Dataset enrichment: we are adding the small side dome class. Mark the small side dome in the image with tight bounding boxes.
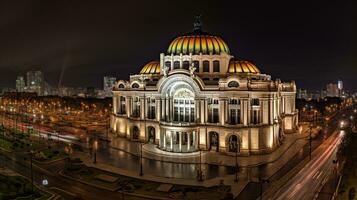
[139,61,160,74]
[228,60,261,74]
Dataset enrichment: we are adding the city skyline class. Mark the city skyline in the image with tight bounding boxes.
[0,1,356,91]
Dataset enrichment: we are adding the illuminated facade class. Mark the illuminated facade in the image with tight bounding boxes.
[111,19,298,155]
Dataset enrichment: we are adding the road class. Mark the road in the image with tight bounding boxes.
[270,129,342,200]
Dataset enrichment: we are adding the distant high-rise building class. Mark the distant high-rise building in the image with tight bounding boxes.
[337,80,343,97]
[15,76,25,92]
[26,70,44,95]
[103,76,116,97]
[326,83,339,97]
[297,88,308,99]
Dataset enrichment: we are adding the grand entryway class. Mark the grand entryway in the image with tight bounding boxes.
[159,129,198,152]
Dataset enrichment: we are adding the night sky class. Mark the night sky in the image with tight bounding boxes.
[0,1,356,91]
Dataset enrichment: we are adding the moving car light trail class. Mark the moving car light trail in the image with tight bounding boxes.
[271,130,343,200]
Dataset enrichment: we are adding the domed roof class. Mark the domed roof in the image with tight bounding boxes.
[167,15,230,55]
[228,60,260,74]
[139,61,160,74]
[167,34,230,55]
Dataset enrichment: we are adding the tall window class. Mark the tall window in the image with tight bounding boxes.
[174,61,180,69]
[251,110,261,124]
[119,96,126,114]
[132,97,140,118]
[173,89,195,123]
[203,60,209,72]
[193,60,199,72]
[252,98,260,106]
[208,98,219,123]
[213,60,220,72]
[165,61,171,68]
[183,61,190,70]
[229,99,241,124]
[147,98,156,119]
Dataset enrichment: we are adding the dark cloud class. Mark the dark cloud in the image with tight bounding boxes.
[0,0,356,91]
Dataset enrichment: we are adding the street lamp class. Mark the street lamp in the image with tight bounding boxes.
[197,146,203,182]
[93,140,98,164]
[309,124,312,160]
[139,141,143,176]
[234,140,240,183]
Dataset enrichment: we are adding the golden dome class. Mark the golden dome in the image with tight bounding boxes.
[139,61,161,74]
[167,34,230,55]
[228,60,260,74]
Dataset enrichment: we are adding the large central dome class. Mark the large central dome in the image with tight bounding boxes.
[167,16,230,55]
[167,34,230,55]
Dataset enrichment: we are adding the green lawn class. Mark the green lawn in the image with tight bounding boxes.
[0,174,48,200]
[0,138,12,151]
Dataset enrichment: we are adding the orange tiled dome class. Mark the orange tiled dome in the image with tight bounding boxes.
[139,61,161,74]
[167,34,230,55]
[228,60,260,74]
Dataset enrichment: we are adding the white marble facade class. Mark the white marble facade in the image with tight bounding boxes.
[111,24,298,155]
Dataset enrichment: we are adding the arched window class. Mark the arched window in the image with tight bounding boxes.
[173,61,180,69]
[118,84,125,89]
[203,60,209,72]
[213,60,220,72]
[193,60,199,72]
[132,83,139,88]
[165,61,171,68]
[228,81,239,88]
[183,61,190,70]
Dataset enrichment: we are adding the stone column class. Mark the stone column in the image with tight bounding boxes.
[187,132,191,151]
[156,98,161,121]
[204,99,208,123]
[219,98,225,125]
[113,96,117,114]
[126,96,131,118]
[195,99,200,123]
[170,97,174,121]
[165,97,169,121]
[161,98,165,121]
[179,131,182,152]
[225,100,229,124]
[163,130,166,149]
[170,131,173,151]
[200,99,205,123]
[140,97,145,120]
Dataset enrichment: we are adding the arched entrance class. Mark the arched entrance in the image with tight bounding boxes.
[209,131,219,152]
[147,126,155,143]
[132,126,140,141]
[228,135,240,153]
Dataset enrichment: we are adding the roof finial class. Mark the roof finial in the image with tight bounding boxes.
[193,14,202,32]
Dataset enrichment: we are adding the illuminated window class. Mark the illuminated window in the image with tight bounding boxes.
[132,83,139,88]
[183,61,190,70]
[193,60,199,72]
[203,60,209,72]
[228,81,239,88]
[165,61,171,68]
[213,60,220,72]
[174,61,180,69]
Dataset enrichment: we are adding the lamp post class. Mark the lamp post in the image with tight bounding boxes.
[139,141,143,176]
[93,140,98,164]
[309,124,312,160]
[197,146,203,182]
[234,140,239,183]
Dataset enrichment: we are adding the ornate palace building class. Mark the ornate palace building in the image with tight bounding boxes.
[111,19,298,155]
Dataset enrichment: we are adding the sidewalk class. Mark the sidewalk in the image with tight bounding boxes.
[73,150,248,198]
